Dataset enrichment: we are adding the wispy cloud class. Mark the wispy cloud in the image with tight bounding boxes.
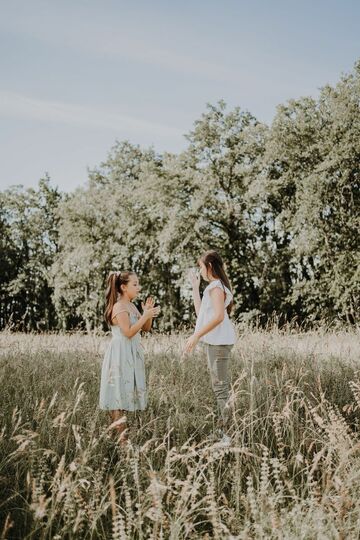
[0,6,247,85]
[0,91,184,139]
[88,33,244,84]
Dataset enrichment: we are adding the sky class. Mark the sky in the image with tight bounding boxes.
[1,0,359,192]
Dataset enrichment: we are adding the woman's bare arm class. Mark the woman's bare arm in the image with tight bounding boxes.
[188,270,201,315]
[193,287,225,338]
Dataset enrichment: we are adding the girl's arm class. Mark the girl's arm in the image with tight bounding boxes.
[188,270,201,315]
[141,297,157,332]
[184,288,225,352]
[142,318,152,332]
[113,307,158,338]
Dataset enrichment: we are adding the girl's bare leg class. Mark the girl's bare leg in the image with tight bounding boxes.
[109,410,128,445]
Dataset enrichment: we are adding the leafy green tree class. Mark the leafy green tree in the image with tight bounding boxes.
[0,196,19,327]
[52,141,166,331]
[0,176,62,330]
[265,63,360,324]
[2,62,359,332]
[136,102,269,322]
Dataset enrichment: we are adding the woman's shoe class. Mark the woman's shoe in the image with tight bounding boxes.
[214,432,232,448]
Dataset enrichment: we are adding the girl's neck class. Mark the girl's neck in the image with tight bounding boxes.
[119,293,132,303]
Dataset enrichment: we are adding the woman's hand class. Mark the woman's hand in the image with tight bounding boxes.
[188,269,200,289]
[184,333,200,353]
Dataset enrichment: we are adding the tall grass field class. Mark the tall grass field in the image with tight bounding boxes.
[1,327,360,539]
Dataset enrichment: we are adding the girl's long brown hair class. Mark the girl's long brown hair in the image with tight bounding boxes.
[198,250,234,315]
[104,271,135,326]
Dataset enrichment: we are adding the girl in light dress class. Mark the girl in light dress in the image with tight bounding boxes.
[100,271,160,446]
[185,250,236,446]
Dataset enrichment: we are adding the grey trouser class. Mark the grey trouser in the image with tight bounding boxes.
[205,344,233,429]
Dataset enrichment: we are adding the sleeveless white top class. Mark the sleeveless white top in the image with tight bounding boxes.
[195,279,236,345]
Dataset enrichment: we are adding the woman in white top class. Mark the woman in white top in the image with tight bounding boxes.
[185,250,236,444]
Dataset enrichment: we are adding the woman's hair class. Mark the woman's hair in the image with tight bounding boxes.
[198,250,234,315]
[104,271,136,326]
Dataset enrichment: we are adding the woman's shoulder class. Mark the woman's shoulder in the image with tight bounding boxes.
[206,279,223,292]
[206,279,233,299]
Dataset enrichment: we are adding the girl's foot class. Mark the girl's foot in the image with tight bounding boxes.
[115,426,129,447]
[108,412,128,446]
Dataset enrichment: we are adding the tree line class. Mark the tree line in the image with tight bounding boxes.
[1,62,359,332]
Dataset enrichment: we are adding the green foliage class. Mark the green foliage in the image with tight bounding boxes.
[0,176,62,330]
[0,62,359,330]
[265,65,360,323]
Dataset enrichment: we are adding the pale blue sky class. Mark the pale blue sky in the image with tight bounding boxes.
[1,0,359,191]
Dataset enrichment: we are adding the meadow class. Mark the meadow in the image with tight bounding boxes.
[1,326,360,539]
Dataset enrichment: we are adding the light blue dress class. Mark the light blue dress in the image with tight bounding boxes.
[99,306,147,411]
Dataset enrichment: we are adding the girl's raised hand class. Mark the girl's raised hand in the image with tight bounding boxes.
[142,305,160,321]
[188,269,200,288]
[142,297,155,310]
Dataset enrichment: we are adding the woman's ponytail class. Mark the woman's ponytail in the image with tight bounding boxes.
[198,251,234,315]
